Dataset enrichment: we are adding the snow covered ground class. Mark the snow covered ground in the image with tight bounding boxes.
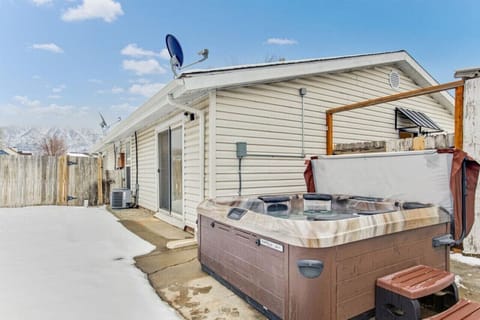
[0,206,180,320]
[451,252,480,267]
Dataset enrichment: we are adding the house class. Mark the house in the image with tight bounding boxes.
[91,50,454,231]
[0,147,31,156]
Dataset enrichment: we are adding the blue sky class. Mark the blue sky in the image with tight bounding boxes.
[1,0,479,131]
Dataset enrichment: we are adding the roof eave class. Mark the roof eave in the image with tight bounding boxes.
[181,51,409,93]
[90,79,183,152]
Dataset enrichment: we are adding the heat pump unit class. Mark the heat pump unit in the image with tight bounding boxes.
[110,188,131,209]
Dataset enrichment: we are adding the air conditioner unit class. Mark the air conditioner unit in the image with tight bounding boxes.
[110,188,131,209]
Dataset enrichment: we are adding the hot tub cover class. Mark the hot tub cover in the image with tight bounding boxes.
[304,149,480,240]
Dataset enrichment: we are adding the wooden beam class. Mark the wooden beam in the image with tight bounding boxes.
[327,80,464,115]
[454,85,464,149]
[326,113,333,155]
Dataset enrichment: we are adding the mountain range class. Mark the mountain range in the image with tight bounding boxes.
[0,127,102,154]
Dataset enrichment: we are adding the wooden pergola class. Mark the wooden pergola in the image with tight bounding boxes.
[325,80,465,155]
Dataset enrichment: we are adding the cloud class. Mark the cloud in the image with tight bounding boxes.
[48,95,61,99]
[160,48,170,60]
[1,98,94,128]
[13,96,41,107]
[62,0,123,23]
[110,103,136,113]
[111,86,124,94]
[120,44,158,58]
[266,38,298,45]
[32,75,41,80]
[52,84,66,93]
[32,0,52,6]
[129,78,150,84]
[129,82,165,97]
[122,59,166,75]
[31,43,64,53]
[31,103,74,115]
[11,95,73,115]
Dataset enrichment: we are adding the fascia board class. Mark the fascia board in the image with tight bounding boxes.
[181,52,407,92]
[90,80,183,152]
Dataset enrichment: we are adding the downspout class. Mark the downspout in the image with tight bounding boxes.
[134,131,139,207]
[167,94,205,202]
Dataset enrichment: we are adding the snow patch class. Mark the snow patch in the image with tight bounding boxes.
[451,252,480,267]
[0,206,179,320]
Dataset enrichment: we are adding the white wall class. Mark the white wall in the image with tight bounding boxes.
[183,98,209,228]
[214,65,454,197]
[134,127,157,211]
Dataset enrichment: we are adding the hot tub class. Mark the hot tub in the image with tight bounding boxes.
[197,194,451,320]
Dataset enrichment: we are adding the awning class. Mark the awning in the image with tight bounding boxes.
[395,107,442,133]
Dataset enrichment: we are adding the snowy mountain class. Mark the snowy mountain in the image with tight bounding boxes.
[1,127,102,154]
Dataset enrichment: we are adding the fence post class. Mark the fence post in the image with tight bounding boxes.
[97,157,103,205]
[57,155,68,205]
[462,77,480,255]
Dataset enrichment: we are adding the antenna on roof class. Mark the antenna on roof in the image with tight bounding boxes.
[99,112,121,135]
[166,34,209,77]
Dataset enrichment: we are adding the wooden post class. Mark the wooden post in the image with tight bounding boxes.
[463,78,480,255]
[326,112,333,155]
[56,155,68,205]
[455,85,464,149]
[97,157,103,205]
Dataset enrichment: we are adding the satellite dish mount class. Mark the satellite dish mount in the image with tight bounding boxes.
[166,34,208,77]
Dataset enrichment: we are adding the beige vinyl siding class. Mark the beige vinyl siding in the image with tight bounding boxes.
[103,143,115,171]
[214,65,453,197]
[135,126,157,211]
[183,98,209,228]
[130,134,137,191]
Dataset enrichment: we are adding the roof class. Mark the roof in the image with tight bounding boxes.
[395,107,442,132]
[91,50,454,152]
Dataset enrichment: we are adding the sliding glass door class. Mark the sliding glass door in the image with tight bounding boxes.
[157,125,183,217]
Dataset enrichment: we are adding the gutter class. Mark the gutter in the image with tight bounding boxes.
[167,93,205,202]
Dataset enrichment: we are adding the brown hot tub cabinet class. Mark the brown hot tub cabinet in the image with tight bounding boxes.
[197,195,451,320]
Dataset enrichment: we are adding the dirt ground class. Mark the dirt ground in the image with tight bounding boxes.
[451,258,480,302]
[110,207,480,319]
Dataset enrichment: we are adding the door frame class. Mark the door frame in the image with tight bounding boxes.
[155,114,185,224]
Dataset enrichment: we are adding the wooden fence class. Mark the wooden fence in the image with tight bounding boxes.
[334,133,455,154]
[0,155,103,208]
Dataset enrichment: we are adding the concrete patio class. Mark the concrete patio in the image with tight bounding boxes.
[109,207,264,320]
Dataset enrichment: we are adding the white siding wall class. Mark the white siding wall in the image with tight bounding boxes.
[135,127,157,211]
[125,98,209,228]
[214,66,454,197]
[103,143,115,171]
[183,98,209,228]
[130,134,137,191]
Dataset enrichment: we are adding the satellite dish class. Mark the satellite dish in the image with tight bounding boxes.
[99,112,121,135]
[165,34,209,77]
[99,112,108,129]
[166,34,184,68]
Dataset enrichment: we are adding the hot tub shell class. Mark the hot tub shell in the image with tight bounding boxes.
[198,196,451,319]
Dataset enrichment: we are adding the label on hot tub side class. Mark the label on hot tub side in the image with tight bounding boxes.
[259,238,284,252]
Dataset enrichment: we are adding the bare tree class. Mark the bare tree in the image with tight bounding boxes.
[40,134,67,156]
